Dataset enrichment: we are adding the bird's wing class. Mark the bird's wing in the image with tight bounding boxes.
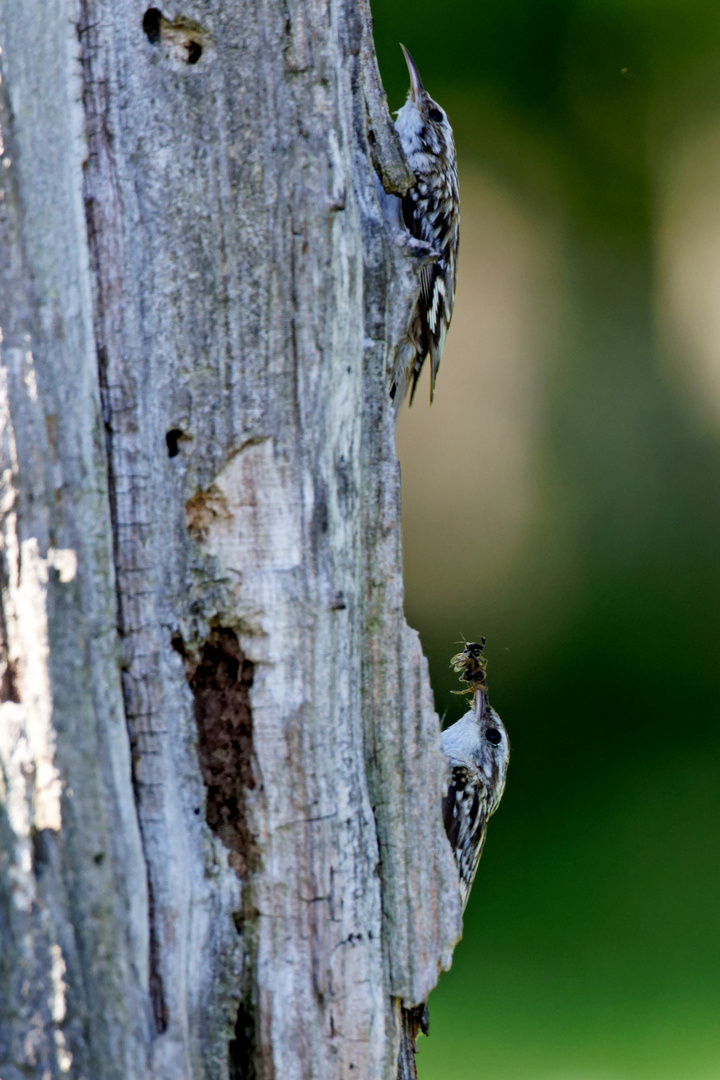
[442,763,489,911]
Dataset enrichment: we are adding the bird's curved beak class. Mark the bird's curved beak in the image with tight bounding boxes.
[400,43,424,100]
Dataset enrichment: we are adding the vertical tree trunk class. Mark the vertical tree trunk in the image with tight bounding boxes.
[0,2,460,1078]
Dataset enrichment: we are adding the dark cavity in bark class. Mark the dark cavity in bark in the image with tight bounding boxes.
[174,627,257,878]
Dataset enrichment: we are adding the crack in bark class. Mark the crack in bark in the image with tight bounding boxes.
[228,983,257,1080]
[77,1,172,1043]
[147,876,169,1034]
[0,548,19,704]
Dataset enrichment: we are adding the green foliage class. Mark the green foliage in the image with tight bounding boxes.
[376,1,720,1076]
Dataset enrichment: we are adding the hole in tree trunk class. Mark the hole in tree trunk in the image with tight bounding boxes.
[165,428,184,457]
[142,8,163,44]
[174,627,258,1073]
[228,993,257,1080]
[173,627,257,877]
[186,40,202,63]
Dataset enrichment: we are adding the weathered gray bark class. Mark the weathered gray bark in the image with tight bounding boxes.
[0,2,460,1078]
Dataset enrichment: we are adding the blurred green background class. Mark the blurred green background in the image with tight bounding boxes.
[373,2,720,1077]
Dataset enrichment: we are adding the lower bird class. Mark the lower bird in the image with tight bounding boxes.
[397,642,510,1079]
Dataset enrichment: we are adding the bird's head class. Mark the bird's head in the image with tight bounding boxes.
[473,688,510,811]
[395,44,454,161]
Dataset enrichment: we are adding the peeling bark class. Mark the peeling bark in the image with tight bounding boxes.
[0,2,461,1078]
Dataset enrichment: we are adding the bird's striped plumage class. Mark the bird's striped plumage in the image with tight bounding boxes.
[441,692,509,910]
[391,45,459,408]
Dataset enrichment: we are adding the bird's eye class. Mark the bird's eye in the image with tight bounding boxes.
[428,107,443,123]
[485,728,502,745]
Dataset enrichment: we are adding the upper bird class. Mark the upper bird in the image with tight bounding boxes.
[391,45,460,409]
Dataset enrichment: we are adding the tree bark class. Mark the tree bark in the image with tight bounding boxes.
[0,2,460,1078]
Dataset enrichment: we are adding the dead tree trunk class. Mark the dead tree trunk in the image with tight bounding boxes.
[0,2,460,1077]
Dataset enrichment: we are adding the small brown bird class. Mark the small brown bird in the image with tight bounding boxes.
[441,656,509,910]
[397,643,509,1080]
[391,45,460,409]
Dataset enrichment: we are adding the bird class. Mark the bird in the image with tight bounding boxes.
[397,642,509,1079]
[391,44,460,409]
[442,642,510,911]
